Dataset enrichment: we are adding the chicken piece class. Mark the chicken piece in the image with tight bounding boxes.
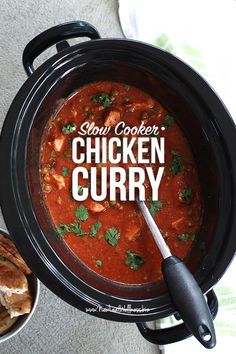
[87,201,105,213]
[52,136,66,152]
[104,109,121,127]
[91,105,105,113]
[56,196,62,205]
[125,223,141,241]
[42,183,52,194]
[51,173,65,190]
[41,166,51,183]
[41,168,65,190]
[71,108,78,118]
[171,216,186,231]
[0,234,32,275]
[125,214,143,241]
[125,98,155,111]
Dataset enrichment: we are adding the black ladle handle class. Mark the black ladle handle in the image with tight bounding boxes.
[162,256,216,349]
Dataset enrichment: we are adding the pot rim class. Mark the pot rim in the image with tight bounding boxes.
[0,37,235,322]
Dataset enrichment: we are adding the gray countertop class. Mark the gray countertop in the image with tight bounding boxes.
[0,1,158,353]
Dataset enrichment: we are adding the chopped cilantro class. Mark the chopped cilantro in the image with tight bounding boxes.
[62,167,69,176]
[133,211,138,217]
[89,221,102,237]
[179,187,192,204]
[170,150,184,175]
[62,123,77,135]
[124,84,130,91]
[55,223,71,237]
[78,185,84,196]
[117,146,123,154]
[63,150,71,158]
[96,260,103,267]
[150,132,160,139]
[104,227,120,246]
[177,232,196,242]
[177,234,188,242]
[161,115,174,129]
[90,92,112,108]
[125,250,144,270]
[148,197,163,218]
[49,157,56,167]
[55,221,85,237]
[51,149,56,156]
[0,255,6,261]
[70,221,85,236]
[75,205,88,221]
[151,107,157,112]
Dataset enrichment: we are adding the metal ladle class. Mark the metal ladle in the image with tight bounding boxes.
[136,199,216,349]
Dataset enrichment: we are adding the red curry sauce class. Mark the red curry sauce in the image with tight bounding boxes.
[40,82,202,284]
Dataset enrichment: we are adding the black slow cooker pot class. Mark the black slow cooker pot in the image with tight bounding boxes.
[0,21,235,347]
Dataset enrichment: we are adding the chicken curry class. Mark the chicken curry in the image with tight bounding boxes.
[40,82,202,284]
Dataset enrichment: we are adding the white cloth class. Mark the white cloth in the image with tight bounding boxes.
[119,0,236,121]
[119,1,236,352]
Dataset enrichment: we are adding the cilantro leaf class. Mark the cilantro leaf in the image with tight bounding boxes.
[179,187,192,204]
[117,146,123,154]
[75,205,88,221]
[90,92,112,108]
[55,221,85,237]
[161,115,174,129]
[78,185,84,196]
[69,221,85,236]
[62,167,69,176]
[104,227,120,246]
[170,150,184,175]
[63,150,71,158]
[96,260,103,267]
[89,221,102,237]
[62,123,77,135]
[148,197,163,218]
[150,132,160,139]
[125,250,144,270]
[55,223,72,238]
[177,232,196,242]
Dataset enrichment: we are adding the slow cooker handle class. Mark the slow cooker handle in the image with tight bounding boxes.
[136,290,218,347]
[22,21,101,76]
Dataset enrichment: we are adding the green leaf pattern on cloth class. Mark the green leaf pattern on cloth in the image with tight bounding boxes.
[154,285,236,337]
[153,33,207,75]
[154,34,175,54]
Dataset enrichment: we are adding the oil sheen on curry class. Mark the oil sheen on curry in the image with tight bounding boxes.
[40,82,202,284]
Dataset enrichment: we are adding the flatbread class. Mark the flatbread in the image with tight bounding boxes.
[0,234,32,275]
[0,309,18,335]
[0,290,32,318]
[0,259,28,295]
